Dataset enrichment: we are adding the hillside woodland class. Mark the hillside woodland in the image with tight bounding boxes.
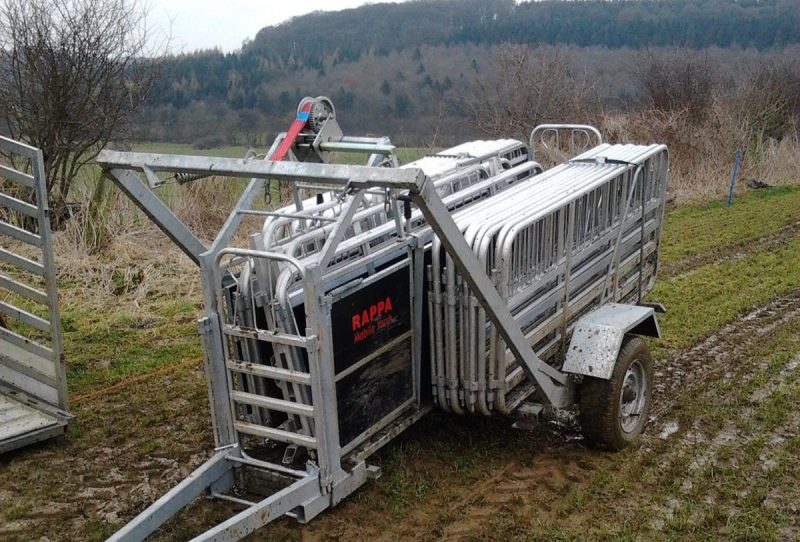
[128,0,800,203]
[136,0,799,144]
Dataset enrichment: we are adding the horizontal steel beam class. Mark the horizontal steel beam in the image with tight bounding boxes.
[95,150,424,190]
[0,272,48,304]
[0,192,39,218]
[0,325,53,360]
[234,421,317,448]
[0,164,35,189]
[0,247,44,275]
[0,135,39,159]
[0,219,41,247]
[235,209,337,222]
[223,324,309,348]
[0,301,51,332]
[318,141,395,154]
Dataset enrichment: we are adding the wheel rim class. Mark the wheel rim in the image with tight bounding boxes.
[619,359,647,434]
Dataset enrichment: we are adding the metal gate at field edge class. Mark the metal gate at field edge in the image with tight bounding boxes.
[0,135,71,453]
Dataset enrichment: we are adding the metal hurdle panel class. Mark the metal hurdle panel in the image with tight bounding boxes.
[0,136,71,453]
[490,145,668,412]
[426,144,669,415]
[529,124,603,163]
[256,139,526,261]
[235,158,520,431]
[244,162,539,436]
[251,161,544,428]
[428,161,599,413]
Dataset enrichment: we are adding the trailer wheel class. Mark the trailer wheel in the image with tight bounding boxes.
[579,336,653,451]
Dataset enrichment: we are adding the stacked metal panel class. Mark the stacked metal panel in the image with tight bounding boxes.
[224,140,541,441]
[223,139,668,447]
[427,144,669,414]
[259,139,530,253]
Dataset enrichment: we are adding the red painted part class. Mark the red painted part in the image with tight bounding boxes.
[271,101,314,162]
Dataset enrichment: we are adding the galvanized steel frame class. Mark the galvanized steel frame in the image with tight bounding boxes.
[95,127,669,541]
[95,146,578,540]
[97,150,573,401]
[0,136,71,453]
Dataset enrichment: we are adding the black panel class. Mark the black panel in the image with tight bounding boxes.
[331,266,411,375]
[335,338,413,446]
[331,265,413,446]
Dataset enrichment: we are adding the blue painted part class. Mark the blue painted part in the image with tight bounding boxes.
[297,112,310,122]
[728,149,742,207]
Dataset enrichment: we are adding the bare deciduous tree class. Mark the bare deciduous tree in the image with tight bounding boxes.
[0,0,160,224]
[736,60,800,147]
[632,48,716,124]
[458,44,600,142]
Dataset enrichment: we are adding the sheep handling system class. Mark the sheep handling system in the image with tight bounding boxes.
[95,97,669,541]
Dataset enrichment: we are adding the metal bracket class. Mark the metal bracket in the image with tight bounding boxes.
[640,301,667,314]
[142,166,163,189]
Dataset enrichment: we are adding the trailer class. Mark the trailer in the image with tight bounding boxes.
[95,97,668,541]
[0,136,71,453]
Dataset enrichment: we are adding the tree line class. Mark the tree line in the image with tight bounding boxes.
[247,0,799,67]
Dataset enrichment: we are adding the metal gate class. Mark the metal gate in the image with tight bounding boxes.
[0,136,71,453]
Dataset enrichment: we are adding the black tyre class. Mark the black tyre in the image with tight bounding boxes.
[578,336,653,451]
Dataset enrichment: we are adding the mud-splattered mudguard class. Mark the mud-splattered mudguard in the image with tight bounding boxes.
[562,303,660,380]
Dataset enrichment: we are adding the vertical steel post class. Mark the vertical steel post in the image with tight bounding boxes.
[199,252,238,448]
[411,237,425,404]
[560,202,575,349]
[32,147,68,410]
[303,264,344,491]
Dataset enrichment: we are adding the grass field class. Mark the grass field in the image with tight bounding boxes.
[1,180,800,540]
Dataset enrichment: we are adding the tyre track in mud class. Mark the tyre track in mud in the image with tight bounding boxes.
[660,218,800,280]
[425,446,598,542]
[0,441,209,541]
[387,286,800,542]
[644,351,800,535]
[651,285,800,419]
